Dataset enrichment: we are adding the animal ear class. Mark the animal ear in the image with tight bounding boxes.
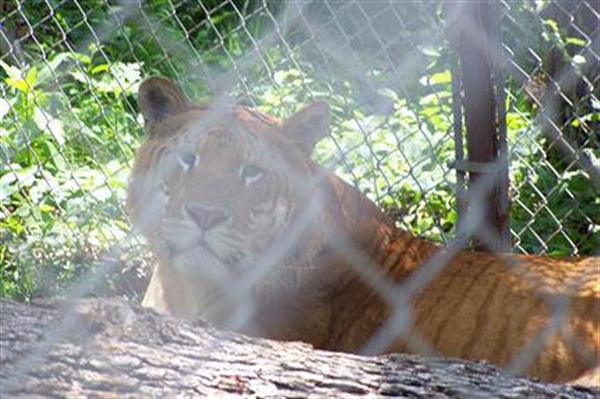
[282,101,330,156]
[138,77,189,125]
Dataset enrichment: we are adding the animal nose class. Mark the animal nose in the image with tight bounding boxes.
[184,203,230,231]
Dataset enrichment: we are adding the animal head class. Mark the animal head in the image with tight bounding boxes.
[127,77,333,298]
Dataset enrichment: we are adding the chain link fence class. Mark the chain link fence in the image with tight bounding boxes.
[502,0,599,256]
[1,0,598,392]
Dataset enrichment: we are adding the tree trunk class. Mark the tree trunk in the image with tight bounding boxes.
[0,298,597,398]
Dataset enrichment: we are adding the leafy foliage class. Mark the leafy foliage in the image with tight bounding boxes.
[1,49,141,299]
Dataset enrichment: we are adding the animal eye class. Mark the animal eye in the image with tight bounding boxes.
[240,164,264,185]
[177,152,198,171]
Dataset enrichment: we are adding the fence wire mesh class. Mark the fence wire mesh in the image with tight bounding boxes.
[0,0,598,394]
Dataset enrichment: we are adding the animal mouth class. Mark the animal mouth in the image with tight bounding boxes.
[166,237,219,261]
[167,237,246,273]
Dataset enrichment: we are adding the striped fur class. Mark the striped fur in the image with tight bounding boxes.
[128,77,599,386]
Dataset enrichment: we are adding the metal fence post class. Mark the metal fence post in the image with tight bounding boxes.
[447,1,510,252]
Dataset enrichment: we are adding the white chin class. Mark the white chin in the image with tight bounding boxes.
[171,247,232,285]
[171,248,261,329]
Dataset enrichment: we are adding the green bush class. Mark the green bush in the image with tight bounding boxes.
[0,49,142,299]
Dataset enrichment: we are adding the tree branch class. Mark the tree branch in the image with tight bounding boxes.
[0,298,596,398]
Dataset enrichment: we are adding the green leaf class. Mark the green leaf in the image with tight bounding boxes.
[37,53,74,85]
[5,76,30,93]
[33,108,65,146]
[72,52,91,64]
[420,46,440,57]
[428,70,451,85]
[39,203,55,213]
[565,37,586,47]
[543,19,559,34]
[45,140,66,172]
[91,64,109,74]
[25,67,38,88]
[0,166,37,202]
[0,60,23,81]
[1,62,36,93]
[0,171,18,202]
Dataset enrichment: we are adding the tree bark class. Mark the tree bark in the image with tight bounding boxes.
[0,298,597,398]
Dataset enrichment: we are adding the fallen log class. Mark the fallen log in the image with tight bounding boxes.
[0,298,597,398]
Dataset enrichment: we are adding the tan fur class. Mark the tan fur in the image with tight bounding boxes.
[128,77,600,386]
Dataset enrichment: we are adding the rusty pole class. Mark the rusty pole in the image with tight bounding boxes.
[448,1,510,252]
